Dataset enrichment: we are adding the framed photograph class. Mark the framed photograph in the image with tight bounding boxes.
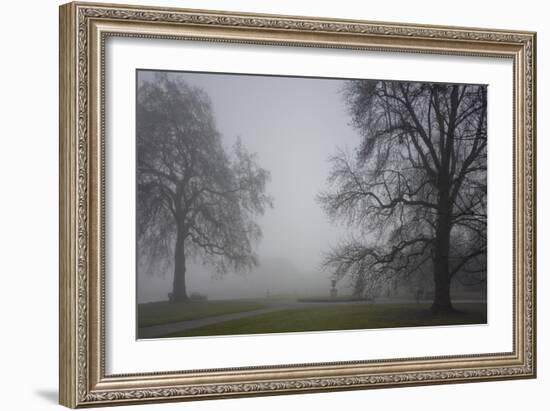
[59,2,536,408]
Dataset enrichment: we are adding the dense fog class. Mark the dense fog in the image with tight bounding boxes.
[137,70,358,303]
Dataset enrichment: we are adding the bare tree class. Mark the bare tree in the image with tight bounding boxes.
[137,73,273,302]
[318,80,487,313]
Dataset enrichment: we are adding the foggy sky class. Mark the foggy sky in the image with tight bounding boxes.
[137,70,360,302]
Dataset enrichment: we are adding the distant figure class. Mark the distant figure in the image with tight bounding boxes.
[330,279,338,298]
[415,286,424,304]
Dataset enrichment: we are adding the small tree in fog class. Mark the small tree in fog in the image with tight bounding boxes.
[137,73,272,302]
[318,80,487,313]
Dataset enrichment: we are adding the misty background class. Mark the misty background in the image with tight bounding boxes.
[137,70,359,303]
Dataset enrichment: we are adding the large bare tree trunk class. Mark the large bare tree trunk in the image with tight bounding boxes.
[432,260,452,313]
[432,191,454,313]
[171,227,188,302]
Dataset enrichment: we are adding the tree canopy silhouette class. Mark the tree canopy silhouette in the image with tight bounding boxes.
[137,73,272,302]
[318,80,487,313]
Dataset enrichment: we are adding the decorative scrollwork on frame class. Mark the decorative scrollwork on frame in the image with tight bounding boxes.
[84,365,532,403]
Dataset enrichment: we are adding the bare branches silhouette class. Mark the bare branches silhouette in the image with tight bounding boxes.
[319,80,487,313]
[137,73,273,302]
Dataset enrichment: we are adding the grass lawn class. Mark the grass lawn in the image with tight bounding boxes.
[138,300,267,328]
[162,302,487,338]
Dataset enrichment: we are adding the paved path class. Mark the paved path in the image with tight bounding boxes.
[138,298,485,339]
[138,305,293,339]
[138,298,338,338]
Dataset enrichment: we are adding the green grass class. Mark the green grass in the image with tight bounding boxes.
[138,300,267,328]
[162,302,487,338]
[297,296,360,303]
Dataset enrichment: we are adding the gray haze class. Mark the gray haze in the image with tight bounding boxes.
[137,70,360,302]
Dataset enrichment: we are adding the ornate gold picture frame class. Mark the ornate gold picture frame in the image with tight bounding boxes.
[59,2,536,408]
